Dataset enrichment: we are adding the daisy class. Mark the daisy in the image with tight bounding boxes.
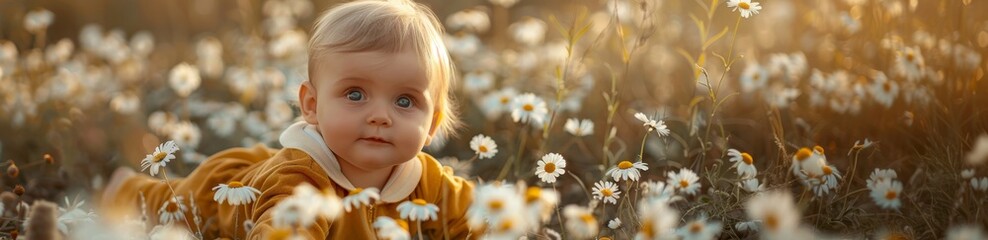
[967,134,988,166]
[467,184,522,229]
[592,180,621,205]
[462,70,494,93]
[867,168,898,190]
[894,46,925,82]
[24,9,54,32]
[790,148,819,177]
[640,181,683,203]
[110,93,140,114]
[445,8,490,34]
[342,187,380,212]
[169,62,201,97]
[677,216,722,240]
[608,218,622,229]
[946,225,986,240]
[745,191,800,238]
[170,121,202,150]
[605,160,649,182]
[634,112,671,137]
[739,63,769,93]
[469,134,498,159]
[271,195,318,228]
[564,118,594,137]
[734,220,759,232]
[484,213,527,239]
[397,198,439,222]
[511,93,548,126]
[445,33,481,58]
[635,199,679,240]
[869,179,903,209]
[738,178,765,193]
[562,205,598,239]
[157,196,187,225]
[140,141,179,176]
[489,0,519,8]
[523,186,558,228]
[726,0,762,19]
[535,153,567,183]
[807,164,842,197]
[373,216,411,240]
[727,149,757,178]
[481,88,518,120]
[212,181,261,205]
[868,71,898,108]
[667,168,701,195]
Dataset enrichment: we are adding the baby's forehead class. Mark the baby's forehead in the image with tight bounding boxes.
[312,49,435,86]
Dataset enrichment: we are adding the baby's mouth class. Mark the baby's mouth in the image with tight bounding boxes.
[359,136,392,145]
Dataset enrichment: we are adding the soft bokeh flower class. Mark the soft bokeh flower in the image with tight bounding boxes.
[726,0,762,18]
[606,160,649,182]
[564,118,594,137]
[640,181,683,203]
[511,93,548,125]
[140,141,179,176]
[397,199,439,222]
[24,9,55,32]
[462,70,495,94]
[489,0,519,8]
[272,183,342,228]
[467,183,524,230]
[562,205,597,239]
[509,17,547,46]
[867,168,898,190]
[608,218,622,229]
[469,134,498,159]
[971,177,988,192]
[445,8,490,33]
[635,198,679,240]
[481,87,518,120]
[946,225,986,240]
[342,187,380,212]
[727,149,757,179]
[961,168,975,179]
[677,216,722,240]
[373,216,410,240]
[157,196,187,225]
[667,168,701,195]
[592,180,621,205]
[738,178,765,193]
[168,62,201,97]
[966,134,988,166]
[212,181,261,206]
[745,191,800,238]
[170,121,202,150]
[536,153,567,183]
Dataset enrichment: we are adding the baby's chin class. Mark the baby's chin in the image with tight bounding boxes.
[340,154,413,170]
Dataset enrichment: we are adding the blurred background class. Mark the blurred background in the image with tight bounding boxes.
[1,0,988,238]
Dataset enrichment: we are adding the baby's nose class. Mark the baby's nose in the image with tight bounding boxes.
[367,107,392,126]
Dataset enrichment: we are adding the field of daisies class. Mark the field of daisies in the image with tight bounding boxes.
[2,0,988,239]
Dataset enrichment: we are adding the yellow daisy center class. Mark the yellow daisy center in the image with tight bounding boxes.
[498,219,514,231]
[525,187,541,203]
[795,148,812,161]
[739,2,750,10]
[764,213,779,231]
[602,188,613,197]
[500,97,510,105]
[479,145,488,153]
[618,161,633,169]
[396,219,409,231]
[153,152,168,162]
[906,52,915,62]
[679,180,689,188]
[228,181,244,188]
[741,152,754,165]
[165,201,179,213]
[544,163,556,173]
[580,214,595,224]
[689,222,704,233]
[600,237,613,240]
[883,81,892,92]
[350,188,364,195]
[488,199,504,211]
[753,71,761,80]
[885,190,897,200]
[523,104,534,112]
[640,220,655,237]
[412,198,428,206]
[813,146,825,155]
[822,165,833,175]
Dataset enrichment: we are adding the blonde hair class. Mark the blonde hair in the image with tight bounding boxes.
[308,0,459,137]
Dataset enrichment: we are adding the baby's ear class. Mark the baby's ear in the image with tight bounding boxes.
[298,81,319,125]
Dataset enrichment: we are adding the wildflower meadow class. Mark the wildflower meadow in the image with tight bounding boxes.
[2,0,988,239]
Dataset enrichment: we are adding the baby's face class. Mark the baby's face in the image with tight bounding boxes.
[302,49,436,171]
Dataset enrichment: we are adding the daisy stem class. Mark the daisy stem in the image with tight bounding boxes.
[160,171,196,236]
[638,130,649,162]
[416,220,424,240]
[234,208,240,240]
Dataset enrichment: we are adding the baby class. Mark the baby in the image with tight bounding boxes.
[101,0,473,238]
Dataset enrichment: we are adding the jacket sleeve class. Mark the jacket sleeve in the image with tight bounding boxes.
[244,157,336,240]
[440,168,475,239]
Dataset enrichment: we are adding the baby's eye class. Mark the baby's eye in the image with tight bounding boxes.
[395,96,413,108]
[346,90,364,101]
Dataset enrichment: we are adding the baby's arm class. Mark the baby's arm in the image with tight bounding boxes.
[438,167,476,239]
[244,164,336,239]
